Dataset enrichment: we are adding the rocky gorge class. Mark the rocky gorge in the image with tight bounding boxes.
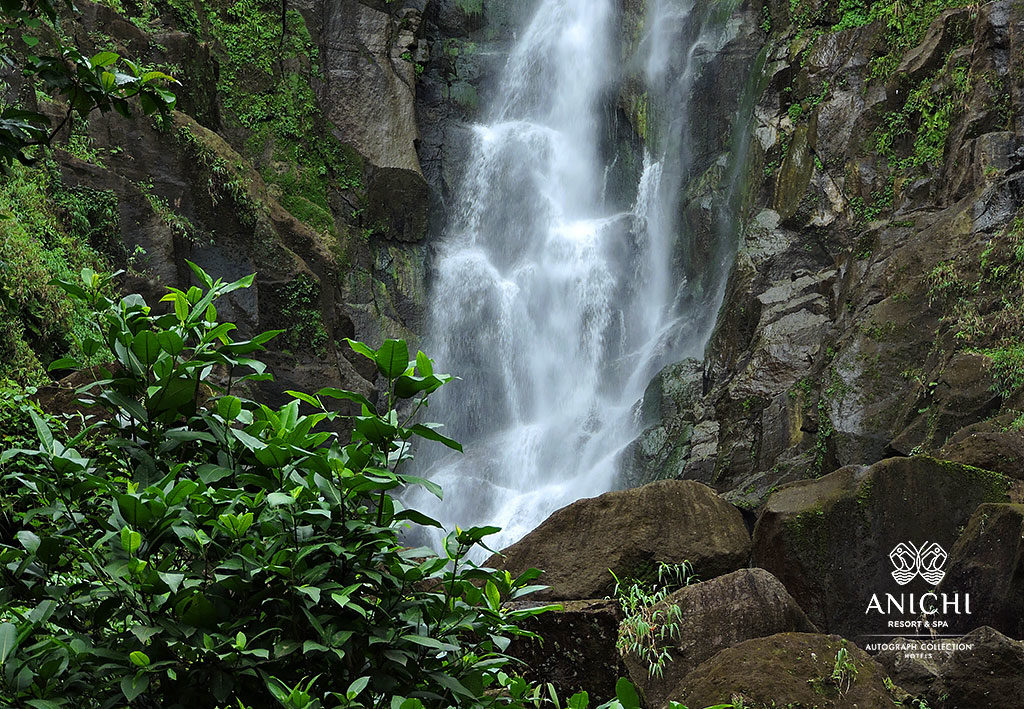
[3,0,1024,706]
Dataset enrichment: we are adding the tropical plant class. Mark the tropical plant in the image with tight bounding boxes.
[0,262,557,708]
[612,561,695,678]
[1,0,178,167]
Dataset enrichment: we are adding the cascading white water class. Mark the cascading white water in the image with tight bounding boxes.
[407,0,740,554]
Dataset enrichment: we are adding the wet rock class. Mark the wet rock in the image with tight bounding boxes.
[507,599,624,703]
[938,503,1024,639]
[489,480,750,601]
[889,353,1001,456]
[896,8,974,84]
[624,568,817,708]
[727,270,835,400]
[939,428,1024,479]
[322,1,429,241]
[876,626,1024,709]
[752,456,1021,640]
[670,633,897,709]
[621,360,704,487]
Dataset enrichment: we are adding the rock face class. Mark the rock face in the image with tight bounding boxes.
[322,1,429,243]
[626,0,1024,505]
[938,503,1024,638]
[752,456,1020,640]
[670,633,898,709]
[623,568,817,708]
[507,599,625,703]
[939,428,1024,479]
[489,480,751,601]
[11,0,490,405]
[876,626,1024,709]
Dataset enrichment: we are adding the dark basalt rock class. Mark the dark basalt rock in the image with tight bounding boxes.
[938,503,1024,639]
[876,626,1024,709]
[507,599,625,703]
[752,456,1021,641]
[939,429,1024,479]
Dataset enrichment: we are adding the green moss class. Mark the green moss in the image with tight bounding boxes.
[203,0,361,234]
[174,122,263,227]
[931,457,1014,502]
[455,0,482,17]
[0,163,113,384]
[280,274,328,356]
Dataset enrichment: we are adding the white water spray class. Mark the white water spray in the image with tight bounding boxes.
[407,0,740,553]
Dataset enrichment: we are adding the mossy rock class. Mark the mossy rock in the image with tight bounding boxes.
[939,503,1024,638]
[671,632,899,709]
[752,456,1022,641]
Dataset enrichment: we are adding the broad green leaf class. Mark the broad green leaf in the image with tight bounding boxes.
[16,530,40,554]
[217,395,242,421]
[484,581,501,610]
[347,676,370,700]
[220,273,255,294]
[29,409,53,454]
[90,51,118,68]
[155,330,184,356]
[567,692,589,709]
[416,350,433,376]
[316,387,374,411]
[117,495,154,526]
[344,338,377,362]
[185,260,214,288]
[407,424,462,451]
[615,678,641,709]
[375,339,409,378]
[266,492,295,507]
[0,622,17,663]
[121,528,142,555]
[158,572,185,593]
[132,330,161,366]
[121,673,149,702]
[47,356,80,371]
[397,475,443,500]
[129,650,150,667]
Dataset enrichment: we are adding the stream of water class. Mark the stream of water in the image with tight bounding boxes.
[406,0,743,554]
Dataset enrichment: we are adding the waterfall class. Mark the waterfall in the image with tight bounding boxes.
[406,0,744,554]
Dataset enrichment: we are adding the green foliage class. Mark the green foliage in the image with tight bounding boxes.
[982,344,1024,398]
[829,644,858,695]
[279,274,329,355]
[612,562,695,678]
[0,0,178,167]
[0,263,563,707]
[455,0,483,17]
[205,0,360,234]
[0,162,115,384]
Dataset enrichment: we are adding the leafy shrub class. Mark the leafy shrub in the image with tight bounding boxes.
[612,562,695,678]
[0,263,558,708]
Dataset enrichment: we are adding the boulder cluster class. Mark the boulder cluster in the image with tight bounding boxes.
[493,463,1024,708]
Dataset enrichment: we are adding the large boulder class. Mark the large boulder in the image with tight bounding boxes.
[939,429,1024,479]
[507,599,624,702]
[752,456,1020,641]
[624,568,817,708]
[669,633,898,709]
[938,503,1024,638]
[876,626,1024,708]
[489,480,750,601]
